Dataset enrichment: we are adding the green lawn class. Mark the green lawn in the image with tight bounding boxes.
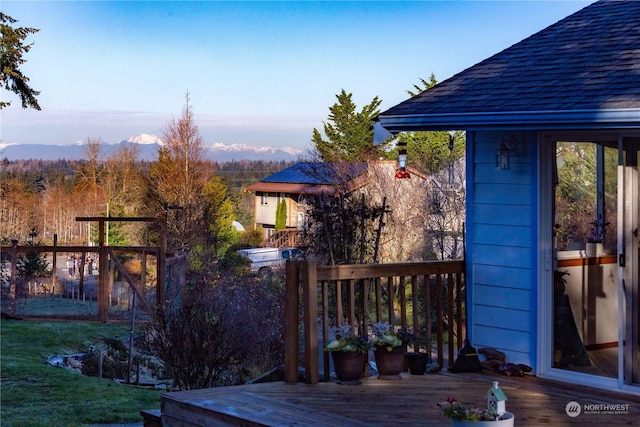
[0,320,161,427]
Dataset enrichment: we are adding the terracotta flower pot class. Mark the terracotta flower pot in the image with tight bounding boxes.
[374,345,405,379]
[331,351,367,385]
[405,352,430,375]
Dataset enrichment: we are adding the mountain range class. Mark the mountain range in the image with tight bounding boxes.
[0,134,304,162]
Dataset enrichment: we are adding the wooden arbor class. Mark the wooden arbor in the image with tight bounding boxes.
[75,214,167,322]
[2,213,169,321]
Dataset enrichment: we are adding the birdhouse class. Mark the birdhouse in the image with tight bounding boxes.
[487,381,507,416]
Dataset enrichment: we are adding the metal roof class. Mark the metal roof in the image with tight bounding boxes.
[258,162,368,185]
[379,0,640,132]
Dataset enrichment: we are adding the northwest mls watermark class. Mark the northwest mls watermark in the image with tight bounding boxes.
[565,400,631,417]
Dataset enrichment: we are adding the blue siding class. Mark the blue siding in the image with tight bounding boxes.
[474,244,533,268]
[475,204,532,227]
[473,265,532,290]
[475,305,530,332]
[474,224,531,247]
[474,325,532,364]
[474,184,532,204]
[468,130,539,368]
[474,285,531,311]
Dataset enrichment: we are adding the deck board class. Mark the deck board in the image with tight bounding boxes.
[161,371,640,426]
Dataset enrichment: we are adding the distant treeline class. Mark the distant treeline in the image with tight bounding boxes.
[0,157,294,245]
[1,158,292,192]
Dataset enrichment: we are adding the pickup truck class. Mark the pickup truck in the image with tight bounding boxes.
[236,247,303,275]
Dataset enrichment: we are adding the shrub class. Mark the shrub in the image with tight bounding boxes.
[145,271,285,390]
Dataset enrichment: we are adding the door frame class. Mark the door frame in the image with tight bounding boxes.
[618,136,639,387]
[537,131,640,394]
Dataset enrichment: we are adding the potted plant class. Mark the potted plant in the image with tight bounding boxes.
[370,322,412,379]
[404,332,431,375]
[324,325,369,385]
[585,215,609,257]
[438,385,514,426]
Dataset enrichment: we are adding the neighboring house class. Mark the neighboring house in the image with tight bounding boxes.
[245,161,434,262]
[378,0,639,394]
[245,161,369,246]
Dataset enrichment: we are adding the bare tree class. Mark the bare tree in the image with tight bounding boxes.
[150,92,208,252]
[424,159,466,260]
[76,138,105,207]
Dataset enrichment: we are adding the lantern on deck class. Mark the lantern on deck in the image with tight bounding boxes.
[395,142,410,179]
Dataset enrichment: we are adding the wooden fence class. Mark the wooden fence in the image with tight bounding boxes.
[284,259,466,384]
[0,241,186,321]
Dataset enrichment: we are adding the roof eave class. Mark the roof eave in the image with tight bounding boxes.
[379,109,640,133]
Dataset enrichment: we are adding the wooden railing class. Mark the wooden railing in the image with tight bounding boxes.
[262,229,298,248]
[284,259,466,384]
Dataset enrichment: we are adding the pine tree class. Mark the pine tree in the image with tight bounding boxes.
[311,89,383,161]
[0,13,40,109]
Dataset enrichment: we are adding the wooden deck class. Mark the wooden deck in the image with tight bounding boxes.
[161,370,640,426]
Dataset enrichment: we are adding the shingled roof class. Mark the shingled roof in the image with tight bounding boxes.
[379,0,640,132]
[245,162,369,195]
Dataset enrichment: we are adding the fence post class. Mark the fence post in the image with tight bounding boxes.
[9,239,18,315]
[284,259,300,383]
[98,220,108,322]
[302,260,319,384]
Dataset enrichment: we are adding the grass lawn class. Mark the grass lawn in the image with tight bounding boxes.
[0,319,162,427]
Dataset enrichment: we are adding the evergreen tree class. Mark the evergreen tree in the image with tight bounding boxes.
[203,176,236,256]
[311,89,384,161]
[275,199,287,230]
[406,73,437,97]
[390,75,465,174]
[0,13,40,109]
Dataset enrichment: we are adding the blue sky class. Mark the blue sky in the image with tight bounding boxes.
[1,0,594,151]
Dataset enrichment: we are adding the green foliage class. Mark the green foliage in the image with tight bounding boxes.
[392,130,465,175]
[217,247,252,275]
[238,229,263,247]
[384,74,465,175]
[17,233,50,279]
[312,89,384,161]
[406,73,437,97]
[0,321,160,426]
[275,199,287,230]
[324,325,370,354]
[16,251,50,279]
[554,142,618,251]
[203,176,236,256]
[0,13,41,109]
[555,142,597,249]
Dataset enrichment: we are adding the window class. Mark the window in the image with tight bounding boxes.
[554,142,617,254]
[260,193,268,206]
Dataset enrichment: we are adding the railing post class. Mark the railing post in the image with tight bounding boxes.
[447,272,455,368]
[302,260,319,384]
[284,259,300,383]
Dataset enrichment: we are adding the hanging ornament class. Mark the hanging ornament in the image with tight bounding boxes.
[395,143,410,179]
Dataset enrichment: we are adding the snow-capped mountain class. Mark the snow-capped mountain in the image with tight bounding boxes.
[0,134,303,162]
[126,133,165,146]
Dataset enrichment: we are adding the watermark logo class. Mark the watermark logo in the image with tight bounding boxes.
[565,401,631,417]
[565,401,581,417]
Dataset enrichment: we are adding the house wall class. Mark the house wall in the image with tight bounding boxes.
[253,192,300,229]
[467,130,539,367]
